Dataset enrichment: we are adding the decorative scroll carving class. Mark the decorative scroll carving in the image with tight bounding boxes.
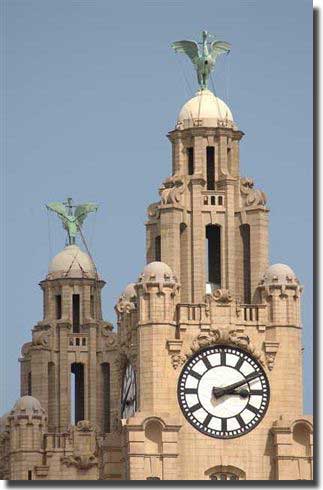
[240,177,267,207]
[171,327,266,369]
[212,288,233,303]
[263,340,280,371]
[20,342,32,358]
[159,175,186,206]
[100,322,113,337]
[76,420,95,432]
[147,202,160,219]
[31,325,52,349]
[61,451,97,470]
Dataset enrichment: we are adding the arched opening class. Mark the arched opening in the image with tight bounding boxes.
[102,363,110,433]
[48,362,56,430]
[72,294,80,333]
[27,372,32,396]
[293,423,311,457]
[71,363,84,425]
[187,147,194,175]
[205,465,245,481]
[205,225,221,290]
[240,224,251,303]
[206,146,215,190]
[145,421,163,454]
[155,235,161,262]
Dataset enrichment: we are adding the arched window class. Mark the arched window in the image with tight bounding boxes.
[293,422,311,457]
[205,465,245,481]
[102,363,110,433]
[71,363,84,424]
[240,224,251,303]
[206,224,221,290]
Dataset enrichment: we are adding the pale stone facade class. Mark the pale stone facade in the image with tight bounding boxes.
[0,88,313,481]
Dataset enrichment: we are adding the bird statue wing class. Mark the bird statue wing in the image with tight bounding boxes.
[209,40,231,60]
[46,202,70,227]
[171,40,200,64]
[74,203,98,227]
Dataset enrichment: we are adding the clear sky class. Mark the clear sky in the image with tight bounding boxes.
[1,0,312,414]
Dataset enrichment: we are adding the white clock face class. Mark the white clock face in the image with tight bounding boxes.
[178,345,270,439]
[121,363,137,419]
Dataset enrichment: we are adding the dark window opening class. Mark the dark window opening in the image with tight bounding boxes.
[240,224,251,303]
[155,236,161,262]
[71,363,84,424]
[218,196,223,206]
[147,477,161,480]
[90,294,95,318]
[102,363,111,433]
[210,196,216,205]
[206,146,215,190]
[28,470,32,480]
[72,294,80,333]
[206,225,221,289]
[55,295,62,320]
[27,372,32,396]
[187,147,194,175]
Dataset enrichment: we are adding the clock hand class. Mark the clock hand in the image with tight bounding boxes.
[121,383,132,415]
[213,371,261,399]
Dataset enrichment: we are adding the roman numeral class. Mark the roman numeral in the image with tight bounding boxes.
[236,414,244,427]
[184,388,198,395]
[221,418,227,432]
[220,351,226,365]
[203,413,212,426]
[189,370,202,380]
[189,403,202,413]
[202,357,212,370]
[235,357,244,371]
[246,403,259,415]
[249,390,263,396]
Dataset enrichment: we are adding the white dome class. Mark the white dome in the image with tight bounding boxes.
[177,89,234,130]
[138,261,177,284]
[47,245,96,279]
[12,396,42,413]
[260,263,299,286]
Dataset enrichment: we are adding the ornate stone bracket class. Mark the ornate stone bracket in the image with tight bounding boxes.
[263,340,280,370]
[61,451,98,470]
[31,324,52,349]
[76,420,95,432]
[170,327,266,369]
[240,177,267,207]
[210,288,233,303]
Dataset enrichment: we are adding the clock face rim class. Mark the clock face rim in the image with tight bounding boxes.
[121,362,137,419]
[177,344,270,440]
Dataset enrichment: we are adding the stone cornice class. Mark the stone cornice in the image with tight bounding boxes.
[167,127,244,141]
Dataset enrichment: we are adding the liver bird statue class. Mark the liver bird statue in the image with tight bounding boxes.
[171,30,230,90]
[46,197,98,245]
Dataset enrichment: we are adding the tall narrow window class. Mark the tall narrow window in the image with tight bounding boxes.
[55,295,62,320]
[27,372,32,396]
[71,363,84,424]
[48,362,55,430]
[187,147,194,175]
[206,225,221,289]
[206,146,215,190]
[102,363,110,433]
[90,294,95,318]
[240,224,251,303]
[72,294,80,333]
[155,236,161,262]
[28,470,32,480]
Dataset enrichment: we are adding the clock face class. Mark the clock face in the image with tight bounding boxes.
[178,345,270,439]
[121,363,137,419]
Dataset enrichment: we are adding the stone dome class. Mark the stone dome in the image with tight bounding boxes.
[138,261,178,284]
[176,89,235,130]
[12,396,43,414]
[260,263,299,286]
[122,283,137,301]
[47,244,97,279]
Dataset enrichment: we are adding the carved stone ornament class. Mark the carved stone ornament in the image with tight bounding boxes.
[61,451,97,470]
[263,340,280,371]
[76,420,95,432]
[100,321,113,336]
[20,342,32,358]
[212,288,233,303]
[159,174,186,206]
[31,324,52,349]
[171,327,265,369]
[240,177,267,207]
[147,202,160,219]
[115,297,136,315]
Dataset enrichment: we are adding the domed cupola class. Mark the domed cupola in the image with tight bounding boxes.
[47,244,97,280]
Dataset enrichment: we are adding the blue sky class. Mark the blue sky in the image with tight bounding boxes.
[1,0,312,414]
